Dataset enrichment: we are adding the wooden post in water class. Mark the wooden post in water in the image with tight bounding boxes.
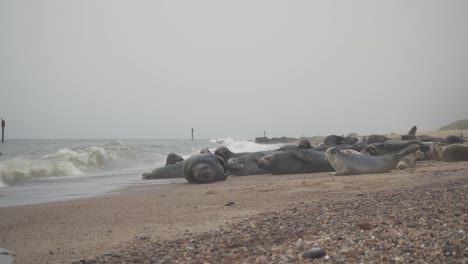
[1,118,5,143]
[191,128,194,141]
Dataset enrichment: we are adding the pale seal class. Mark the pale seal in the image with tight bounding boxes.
[326,144,420,175]
[182,153,227,184]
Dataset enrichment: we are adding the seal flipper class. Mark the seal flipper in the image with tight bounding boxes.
[395,144,420,160]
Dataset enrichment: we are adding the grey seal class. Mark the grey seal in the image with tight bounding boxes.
[440,144,468,162]
[142,162,184,179]
[200,148,211,154]
[367,140,429,155]
[165,153,184,166]
[214,146,250,162]
[225,151,271,176]
[275,139,313,151]
[326,144,420,175]
[182,153,227,184]
[257,149,333,175]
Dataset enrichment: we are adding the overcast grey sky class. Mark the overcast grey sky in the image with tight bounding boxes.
[1,1,467,139]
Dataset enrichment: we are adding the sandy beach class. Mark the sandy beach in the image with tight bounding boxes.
[1,161,467,263]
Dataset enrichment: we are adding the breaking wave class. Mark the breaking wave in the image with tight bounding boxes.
[0,141,141,185]
[210,137,284,153]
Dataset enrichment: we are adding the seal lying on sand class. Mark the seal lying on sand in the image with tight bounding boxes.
[215,146,250,162]
[225,151,271,176]
[368,140,429,155]
[165,153,184,166]
[142,162,184,179]
[257,149,333,175]
[397,150,424,169]
[326,144,420,175]
[183,153,227,184]
[440,144,468,162]
[324,135,358,147]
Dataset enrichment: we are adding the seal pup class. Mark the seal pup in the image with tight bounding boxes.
[183,153,227,184]
[142,162,184,179]
[165,153,184,166]
[440,144,468,162]
[397,150,424,169]
[214,146,251,162]
[257,149,333,175]
[326,144,420,175]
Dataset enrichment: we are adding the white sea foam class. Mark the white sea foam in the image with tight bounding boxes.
[0,141,141,185]
[211,137,284,153]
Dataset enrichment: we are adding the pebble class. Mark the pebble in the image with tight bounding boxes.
[356,221,372,230]
[302,247,326,259]
[224,202,235,206]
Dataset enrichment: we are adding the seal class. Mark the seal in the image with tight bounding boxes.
[429,143,443,161]
[440,144,468,162]
[367,140,429,155]
[397,150,424,169]
[326,144,420,175]
[165,153,184,166]
[315,135,363,152]
[324,135,358,147]
[257,149,333,175]
[225,151,271,176]
[214,146,251,162]
[200,148,211,154]
[142,162,184,179]
[444,135,466,145]
[298,139,313,149]
[275,139,313,151]
[366,135,389,144]
[182,153,227,183]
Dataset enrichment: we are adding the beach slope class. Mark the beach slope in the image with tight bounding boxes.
[0,161,467,263]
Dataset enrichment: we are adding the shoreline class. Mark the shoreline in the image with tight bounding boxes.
[1,161,467,263]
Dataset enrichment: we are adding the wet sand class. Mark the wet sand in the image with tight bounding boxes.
[1,161,467,263]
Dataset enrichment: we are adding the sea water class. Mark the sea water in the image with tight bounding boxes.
[0,138,283,207]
